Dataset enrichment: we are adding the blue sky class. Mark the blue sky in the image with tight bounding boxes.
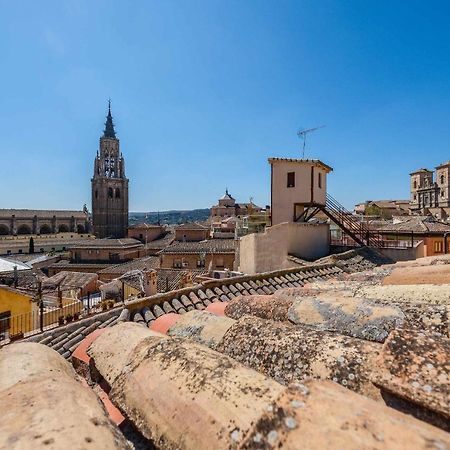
[1,1,450,211]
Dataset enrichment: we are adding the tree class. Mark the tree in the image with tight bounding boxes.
[29,237,34,254]
[364,204,382,217]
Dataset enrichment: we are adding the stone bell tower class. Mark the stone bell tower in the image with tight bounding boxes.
[91,102,129,238]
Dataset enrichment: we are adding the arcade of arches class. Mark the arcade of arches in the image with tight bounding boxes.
[0,209,90,236]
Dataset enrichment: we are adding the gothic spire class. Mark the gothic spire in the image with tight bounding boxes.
[103,99,116,138]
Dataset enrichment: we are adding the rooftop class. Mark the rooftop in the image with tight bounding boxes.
[0,209,88,218]
[174,222,208,230]
[69,238,143,249]
[0,257,31,274]
[5,249,449,447]
[159,239,236,254]
[99,256,160,275]
[378,216,450,234]
[42,271,98,290]
[268,157,333,173]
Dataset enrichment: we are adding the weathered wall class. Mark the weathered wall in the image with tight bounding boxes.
[271,160,328,225]
[128,226,164,243]
[239,222,329,274]
[160,253,235,270]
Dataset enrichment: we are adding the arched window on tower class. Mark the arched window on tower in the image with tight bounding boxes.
[95,190,98,199]
[441,174,445,184]
[115,188,120,199]
[108,187,113,198]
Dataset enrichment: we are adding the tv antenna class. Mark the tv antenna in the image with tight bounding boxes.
[297,125,325,158]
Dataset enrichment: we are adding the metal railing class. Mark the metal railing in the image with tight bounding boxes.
[0,293,111,344]
[325,194,384,247]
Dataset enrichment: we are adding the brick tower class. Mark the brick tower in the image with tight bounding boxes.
[91,102,129,238]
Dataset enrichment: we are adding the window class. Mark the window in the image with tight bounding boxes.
[95,190,98,199]
[413,194,417,200]
[0,311,11,334]
[197,259,205,268]
[115,188,120,199]
[287,172,295,188]
[108,187,113,198]
[173,259,182,268]
[441,175,445,184]
[434,241,443,253]
[318,172,322,189]
[413,180,417,189]
[441,190,445,198]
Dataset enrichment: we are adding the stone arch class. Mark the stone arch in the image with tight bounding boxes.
[17,224,32,235]
[108,187,113,198]
[76,224,85,234]
[39,224,52,234]
[0,224,9,235]
[115,188,120,199]
[58,224,69,233]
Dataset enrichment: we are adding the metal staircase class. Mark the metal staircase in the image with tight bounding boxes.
[320,194,383,248]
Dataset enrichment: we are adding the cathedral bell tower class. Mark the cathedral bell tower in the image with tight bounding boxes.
[91,102,129,238]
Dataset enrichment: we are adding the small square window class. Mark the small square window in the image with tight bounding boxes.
[287,172,295,188]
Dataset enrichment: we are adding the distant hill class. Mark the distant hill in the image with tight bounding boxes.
[129,209,210,226]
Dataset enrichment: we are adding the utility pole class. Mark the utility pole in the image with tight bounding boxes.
[38,281,43,332]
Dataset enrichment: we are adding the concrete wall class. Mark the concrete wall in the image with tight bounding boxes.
[239,222,330,274]
[378,241,424,262]
[271,161,328,226]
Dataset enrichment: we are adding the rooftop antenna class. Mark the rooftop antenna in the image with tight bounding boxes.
[297,125,325,159]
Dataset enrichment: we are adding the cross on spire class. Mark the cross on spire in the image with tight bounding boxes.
[103,99,116,138]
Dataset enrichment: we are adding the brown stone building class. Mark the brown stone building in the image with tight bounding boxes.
[377,216,450,257]
[0,208,90,236]
[410,162,450,218]
[127,224,165,244]
[69,239,143,264]
[159,239,236,270]
[174,223,209,242]
[210,189,262,220]
[92,102,129,238]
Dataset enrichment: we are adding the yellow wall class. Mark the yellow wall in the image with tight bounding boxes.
[0,287,82,336]
[0,286,33,317]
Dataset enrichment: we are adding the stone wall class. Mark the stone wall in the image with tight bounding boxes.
[239,222,330,274]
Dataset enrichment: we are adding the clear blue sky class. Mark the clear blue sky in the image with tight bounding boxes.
[1,1,450,212]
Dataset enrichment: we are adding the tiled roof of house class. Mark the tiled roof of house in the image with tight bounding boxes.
[6,249,450,448]
[159,238,236,254]
[128,223,164,229]
[21,248,378,358]
[174,222,208,230]
[98,256,160,275]
[268,157,333,172]
[143,231,175,250]
[378,217,450,234]
[156,268,209,292]
[42,271,97,290]
[69,238,143,249]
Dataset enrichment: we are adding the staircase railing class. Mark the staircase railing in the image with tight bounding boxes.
[324,194,383,247]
